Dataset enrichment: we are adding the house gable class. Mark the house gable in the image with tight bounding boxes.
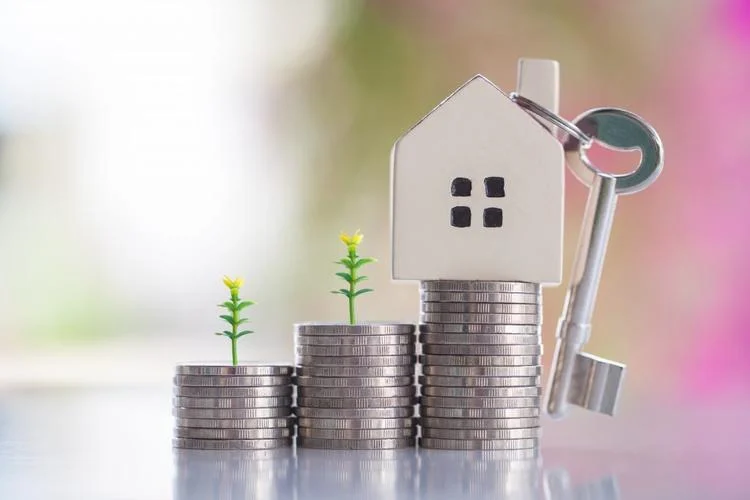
[391,75,564,284]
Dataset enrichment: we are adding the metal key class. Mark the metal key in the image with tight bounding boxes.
[545,108,664,419]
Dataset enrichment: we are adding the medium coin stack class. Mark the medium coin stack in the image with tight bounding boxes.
[294,323,418,450]
[418,281,543,451]
[172,364,294,450]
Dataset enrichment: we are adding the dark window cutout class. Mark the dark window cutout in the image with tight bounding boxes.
[451,206,471,228]
[451,177,472,197]
[484,177,505,198]
[484,207,503,228]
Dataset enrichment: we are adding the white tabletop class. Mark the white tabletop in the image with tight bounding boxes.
[1,387,748,500]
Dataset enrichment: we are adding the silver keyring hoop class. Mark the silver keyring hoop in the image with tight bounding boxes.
[563,108,664,195]
[509,93,593,148]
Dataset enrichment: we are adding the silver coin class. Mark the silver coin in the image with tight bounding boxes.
[294,323,415,335]
[419,354,540,367]
[421,291,541,304]
[173,396,292,409]
[295,355,416,367]
[173,437,292,450]
[419,407,539,419]
[175,417,294,429]
[295,334,415,346]
[174,364,293,376]
[419,437,538,450]
[420,281,540,294]
[173,386,292,398]
[173,407,291,419]
[421,427,541,440]
[294,406,414,419]
[420,324,540,334]
[298,427,416,439]
[422,344,542,356]
[422,365,541,377]
[420,396,540,409]
[175,426,294,440]
[419,333,540,345]
[298,386,416,399]
[294,375,413,388]
[422,302,539,314]
[296,417,417,430]
[419,375,541,387]
[421,386,541,398]
[421,313,541,325]
[297,396,416,409]
[295,344,415,357]
[174,375,291,387]
[419,416,540,429]
[174,447,293,460]
[297,437,415,450]
[296,365,414,377]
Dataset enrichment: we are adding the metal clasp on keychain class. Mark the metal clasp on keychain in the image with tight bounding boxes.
[510,93,664,419]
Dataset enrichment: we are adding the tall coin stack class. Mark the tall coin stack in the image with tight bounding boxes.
[294,323,418,450]
[172,364,294,450]
[418,281,543,451]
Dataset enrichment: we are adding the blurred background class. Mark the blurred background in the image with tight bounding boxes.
[0,0,748,420]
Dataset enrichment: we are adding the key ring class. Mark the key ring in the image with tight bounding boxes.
[509,92,593,149]
[509,94,664,195]
[563,108,664,195]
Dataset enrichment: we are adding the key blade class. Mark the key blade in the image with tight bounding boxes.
[567,352,625,416]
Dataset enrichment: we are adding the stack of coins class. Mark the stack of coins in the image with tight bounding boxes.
[294,323,418,450]
[418,281,543,451]
[172,364,294,450]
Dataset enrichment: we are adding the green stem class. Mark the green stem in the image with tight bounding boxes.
[231,289,239,366]
[348,248,357,325]
[231,337,238,366]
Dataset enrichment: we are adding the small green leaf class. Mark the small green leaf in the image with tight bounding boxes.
[335,258,354,267]
[331,289,352,298]
[214,332,224,336]
[354,288,374,297]
[236,330,254,338]
[236,318,249,325]
[218,301,236,310]
[335,272,353,283]
[354,276,368,284]
[236,300,255,311]
[219,314,234,324]
[353,257,376,269]
[223,330,233,336]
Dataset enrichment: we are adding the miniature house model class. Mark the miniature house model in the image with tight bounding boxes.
[391,74,564,284]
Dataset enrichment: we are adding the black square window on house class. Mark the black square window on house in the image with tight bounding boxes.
[451,206,471,228]
[484,207,503,228]
[484,177,505,198]
[451,177,472,197]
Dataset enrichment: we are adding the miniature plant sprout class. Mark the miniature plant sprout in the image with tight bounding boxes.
[332,230,376,325]
[216,276,255,366]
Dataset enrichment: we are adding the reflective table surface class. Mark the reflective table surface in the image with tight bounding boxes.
[1,387,749,499]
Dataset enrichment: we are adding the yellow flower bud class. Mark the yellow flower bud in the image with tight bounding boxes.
[222,276,244,290]
[339,230,364,248]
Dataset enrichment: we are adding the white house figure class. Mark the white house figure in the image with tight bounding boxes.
[391,66,564,284]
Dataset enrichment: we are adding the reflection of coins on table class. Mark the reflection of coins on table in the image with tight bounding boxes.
[297,437,416,450]
[172,437,293,450]
[418,438,539,450]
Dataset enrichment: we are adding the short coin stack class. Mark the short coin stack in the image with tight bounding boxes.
[172,364,294,450]
[294,323,417,450]
[418,281,543,450]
